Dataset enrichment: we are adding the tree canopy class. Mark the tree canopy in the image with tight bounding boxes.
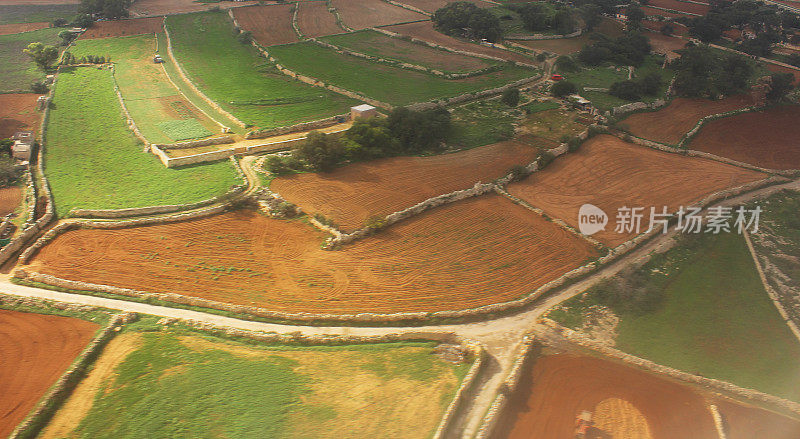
[79,0,131,19]
[432,2,502,42]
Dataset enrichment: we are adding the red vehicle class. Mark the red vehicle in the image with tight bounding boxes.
[551,74,564,81]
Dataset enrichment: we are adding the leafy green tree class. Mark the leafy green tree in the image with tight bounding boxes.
[432,2,502,42]
[553,9,577,34]
[58,29,76,45]
[23,42,59,71]
[626,5,645,31]
[610,80,642,100]
[555,55,578,72]
[292,131,343,172]
[580,4,602,31]
[80,0,131,19]
[767,73,795,102]
[639,72,662,95]
[501,88,521,107]
[72,14,94,28]
[343,117,399,159]
[387,107,452,152]
[551,80,577,97]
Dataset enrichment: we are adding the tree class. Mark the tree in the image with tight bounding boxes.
[292,131,344,172]
[501,88,520,107]
[343,117,399,159]
[639,72,662,95]
[23,42,59,71]
[766,73,794,102]
[552,9,577,35]
[610,80,642,100]
[551,80,577,97]
[72,14,94,28]
[58,29,76,45]
[432,2,502,42]
[387,106,451,152]
[79,0,131,19]
[626,5,645,31]
[555,55,578,72]
[580,4,602,31]
[237,30,253,45]
[661,22,675,36]
[52,18,68,27]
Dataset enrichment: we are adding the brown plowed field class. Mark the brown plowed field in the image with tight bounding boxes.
[0,93,41,139]
[232,4,299,47]
[297,1,344,38]
[515,18,624,54]
[383,21,533,63]
[507,135,766,247]
[766,63,800,85]
[0,186,23,217]
[332,0,428,29]
[29,196,599,314]
[0,21,49,36]
[398,0,492,13]
[0,309,98,437]
[620,95,753,145]
[271,140,539,231]
[129,0,258,17]
[649,0,709,15]
[641,6,694,18]
[79,17,164,39]
[689,105,800,170]
[645,31,688,59]
[495,354,718,439]
[715,399,800,439]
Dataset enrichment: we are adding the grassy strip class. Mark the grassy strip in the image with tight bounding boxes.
[268,41,535,106]
[0,27,61,93]
[44,67,238,217]
[165,11,356,129]
[549,231,800,402]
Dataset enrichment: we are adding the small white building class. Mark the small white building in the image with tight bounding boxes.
[12,131,34,161]
[350,104,378,120]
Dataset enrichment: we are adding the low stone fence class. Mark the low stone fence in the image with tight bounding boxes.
[431,340,485,439]
[408,74,542,111]
[326,0,353,32]
[475,335,536,439]
[507,28,582,40]
[152,135,235,151]
[677,106,757,148]
[382,0,430,16]
[151,144,236,168]
[22,168,37,227]
[536,319,800,417]
[8,313,132,439]
[109,64,150,147]
[611,98,667,116]
[245,114,349,139]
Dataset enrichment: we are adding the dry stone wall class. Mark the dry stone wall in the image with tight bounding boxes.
[245,114,349,139]
[506,28,582,40]
[431,340,486,439]
[152,135,235,150]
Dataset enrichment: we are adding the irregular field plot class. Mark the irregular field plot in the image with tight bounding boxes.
[766,63,800,85]
[232,4,298,47]
[322,29,497,73]
[398,0,493,12]
[166,11,356,129]
[517,108,589,146]
[0,4,78,25]
[514,18,624,54]
[45,67,238,216]
[41,328,469,439]
[507,135,766,247]
[0,27,61,93]
[620,95,753,145]
[29,196,599,314]
[331,0,428,29]
[689,105,800,170]
[645,31,689,59]
[0,309,98,438]
[268,41,535,106]
[0,186,23,217]
[296,1,343,38]
[0,93,41,138]
[0,21,49,35]
[382,21,533,63]
[130,0,257,16]
[78,17,164,39]
[272,140,539,231]
[70,34,220,144]
[496,354,717,439]
[649,0,710,15]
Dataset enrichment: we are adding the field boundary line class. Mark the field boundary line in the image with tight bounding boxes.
[380,0,431,16]
[325,0,354,32]
[432,340,486,439]
[742,228,800,344]
[291,2,304,39]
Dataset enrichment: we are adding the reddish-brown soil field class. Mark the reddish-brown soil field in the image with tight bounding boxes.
[645,31,689,59]
[0,186,23,217]
[689,106,800,170]
[332,0,428,29]
[641,6,694,18]
[383,20,533,63]
[507,135,766,247]
[715,399,800,439]
[766,63,800,85]
[0,21,49,36]
[495,354,718,439]
[0,93,41,139]
[79,17,164,39]
[398,0,492,13]
[232,4,299,47]
[649,0,709,15]
[620,95,753,145]
[129,0,258,16]
[297,1,344,38]
[29,196,599,314]
[271,140,539,231]
[0,309,98,437]
[515,18,624,54]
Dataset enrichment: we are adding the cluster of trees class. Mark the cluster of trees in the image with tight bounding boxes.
[671,45,754,97]
[267,107,452,173]
[688,0,797,44]
[609,72,662,101]
[432,2,502,42]
[23,42,59,71]
[578,33,652,66]
[504,3,577,35]
[61,52,109,65]
[624,5,646,31]
[79,0,130,19]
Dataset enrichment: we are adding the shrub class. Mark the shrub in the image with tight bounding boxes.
[537,150,555,169]
[609,80,642,101]
[237,31,253,45]
[567,137,582,152]
[313,213,335,227]
[551,80,577,97]
[506,164,531,182]
[292,130,343,172]
[501,88,520,107]
[364,215,389,232]
[31,81,48,94]
[555,55,578,73]
[536,53,547,62]
[432,2,502,42]
[53,18,68,27]
[273,201,298,218]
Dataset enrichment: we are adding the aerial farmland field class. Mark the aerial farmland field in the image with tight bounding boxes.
[0,27,61,92]
[0,92,41,138]
[296,1,344,38]
[232,4,299,47]
[331,0,428,29]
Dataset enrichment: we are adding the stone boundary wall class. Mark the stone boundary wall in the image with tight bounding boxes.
[152,135,235,150]
[162,21,247,129]
[382,0,431,16]
[325,0,354,32]
[7,313,132,439]
[474,335,537,439]
[290,2,304,39]
[68,185,245,219]
[22,169,37,228]
[245,113,349,139]
[536,319,800,417]
[506,28,582,41]
[677,106,757,148]
[408,74,543,111]
[151,144,234,167]
[611,98,667,116]
[431,340,485,439]
[710,43,800,71]
[109,64,150,147]
[646,4,702,16]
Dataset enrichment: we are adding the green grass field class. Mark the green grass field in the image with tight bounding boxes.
[70,34,220,144]
[0,4,78,25]
[321,30,498,74]
[548,231,800,401]
[268,41,536,106]
[165,11,357,129]
[0,27,61,93]
[60,323,470,438]
[449,98,521,148]
[44,67,239,217]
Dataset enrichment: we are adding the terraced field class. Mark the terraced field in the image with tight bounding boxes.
[296,1,344,37]
[79,16,164,39]
[331,0,428,29]
[232,4,298,47]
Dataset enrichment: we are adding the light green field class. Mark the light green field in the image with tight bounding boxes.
[53,322,471,439]
[165,11,357,129]
[0,27,62,93]
[268,41,536,106]
[548,231,800,401]
[69,34,219,144]
[44,67,239,217]
[449,98,521,148]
